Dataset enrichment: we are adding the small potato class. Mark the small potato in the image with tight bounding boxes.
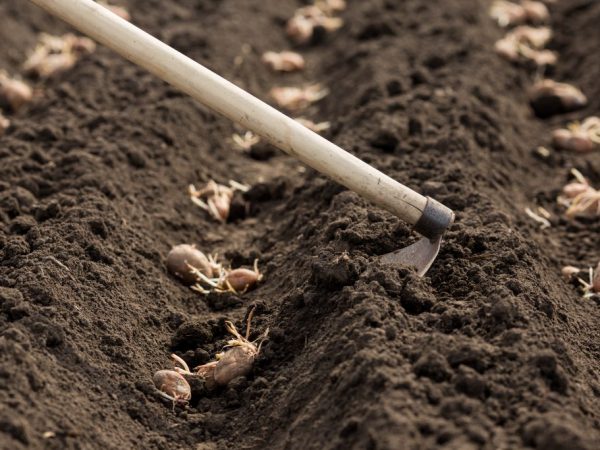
[0,73,33,112]
[262,51,305,72]
[153,370,191,403]
[561,266,580,279]
[224,268,262,293]
[522,1,550,23]
[166,244,211,284]
[552,129,594,153]
[286,15,314,45]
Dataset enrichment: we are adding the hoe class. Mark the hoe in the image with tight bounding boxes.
[29,0,454,276]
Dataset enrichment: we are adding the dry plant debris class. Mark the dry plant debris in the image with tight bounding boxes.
[232,130,260,151]
[270,84,329,111]
[23,33,96,78]
[295,117,331,133]
[190,259,263,295]
[152,369,192,405]
[286,3,344,45]
[490,1,549,27]
[0,71,33,112]
[188,179,249,223]
[494,26,556,66]
[173,310,269,389]
[529,79,587,117]
[558,169,600,219]
[98,1,131,21]
[166,244,221,284]
[0,112,9,136]
[552,117,600,153]
[261,51,305,72]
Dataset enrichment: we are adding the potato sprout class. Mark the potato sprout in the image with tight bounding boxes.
[173,310,269,389]
[262,51,305,72]
[232,131,260,151]
[24,33,96,78]
[190,259,263,295]
[270,84,329,111]
[0,71,33,112]
[552,117,600,153]
[188,179,249,222]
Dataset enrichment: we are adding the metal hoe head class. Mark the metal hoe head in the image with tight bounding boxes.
[380,197,454,276]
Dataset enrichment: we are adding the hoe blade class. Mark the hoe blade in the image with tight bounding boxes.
[380,235,442,277]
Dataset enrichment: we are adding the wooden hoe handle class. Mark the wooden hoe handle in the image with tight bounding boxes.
[29,0,454,238]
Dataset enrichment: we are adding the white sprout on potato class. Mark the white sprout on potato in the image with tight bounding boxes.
[270,84,329,111]
[189,259,263,295]
[232,131,260,151]
[552,117,600,153]
[188,179,249,223]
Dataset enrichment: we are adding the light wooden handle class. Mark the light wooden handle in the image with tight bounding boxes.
[30,0,433,227]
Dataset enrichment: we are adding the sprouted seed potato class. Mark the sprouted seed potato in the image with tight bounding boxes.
[190,259,263,295]
[270,84,329,111]
[262,51,305,72]
[166,244,220,283]
[153,369,191,405]
[552,117,600,153]
[0,71,33,112]
[173,313,269,389]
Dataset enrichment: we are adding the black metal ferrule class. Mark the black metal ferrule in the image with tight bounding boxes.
[413,196,455,240]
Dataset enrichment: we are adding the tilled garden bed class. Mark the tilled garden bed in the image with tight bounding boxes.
[0,0,598,449]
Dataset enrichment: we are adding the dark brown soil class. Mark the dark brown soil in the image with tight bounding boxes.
[1,0,599,449]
